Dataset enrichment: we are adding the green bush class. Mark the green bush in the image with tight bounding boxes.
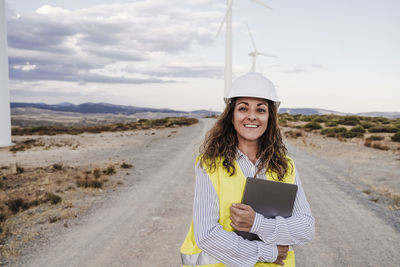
[391,132,400,142]
[341,131,363,138]
[312,117,327,123]
[371,117,391,124]
[350,125,366,133]
[369,126,398,133]
[338,116,360,126]
[361,122,375,129]
[325,121,338,127]
[321,127,347,135]
[367,135,384,141]
[303,122,322,130]
[300,115,313,122]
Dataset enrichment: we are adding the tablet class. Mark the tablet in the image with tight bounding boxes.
[235,178,298,241]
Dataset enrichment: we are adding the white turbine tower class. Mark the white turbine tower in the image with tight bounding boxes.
[0,0,12,147]
[217,0,272,99]
[246,23,278,72]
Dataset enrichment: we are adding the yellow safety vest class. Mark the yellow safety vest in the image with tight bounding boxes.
[180,156,296,267]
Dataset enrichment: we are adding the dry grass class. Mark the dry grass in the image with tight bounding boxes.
[284,130,303,139]
[364,140,390,150]
[9,138,80,153]
[0,161,129,260]
[11,117,199,136]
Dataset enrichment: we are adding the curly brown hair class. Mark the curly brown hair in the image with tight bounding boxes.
[199,98,289,180]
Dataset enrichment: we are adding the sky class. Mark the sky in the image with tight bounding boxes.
[4,0,400,113]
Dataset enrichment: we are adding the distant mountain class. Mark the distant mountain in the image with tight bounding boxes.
[279,107,400,118]
[10,102,220,118]
[279,108,347,116]
[10,102,399,118]
[355,112,400,119]
[11,102,186,115]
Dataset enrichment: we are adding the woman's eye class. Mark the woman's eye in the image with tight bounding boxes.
[257,108,266,113]
[238,107,247,111]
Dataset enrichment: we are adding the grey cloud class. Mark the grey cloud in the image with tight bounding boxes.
[144,65,223,79]
[7,2,220,84]
[11,64,173,84]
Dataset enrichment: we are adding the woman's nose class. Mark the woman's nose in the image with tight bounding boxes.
[247,111,257,120]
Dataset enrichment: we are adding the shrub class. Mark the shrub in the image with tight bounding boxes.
[369,126,398,133]
[361,122,375,129]
[45,192,62,205]
[371,142,389,150]
[321,127,347,135]
[372,117,390,124]
[121,162,133,169]
[76,179,103,188]
[312,117,327,123]
[103,166,116,175]
[16,165,24,174]
[6,198,30,213]
[350,125,366,133]
[93,168,101,178]
[367,135,384,141]
[52,163,63,171]
[391,132,400,142]
[338,116,360,126]
[300,115,313,122]
[284,130,303,139]
[0,213,6,222]
[325,121,338,127]
[364,140,389,150]
[341,131,363,138]
[303,122,322,130]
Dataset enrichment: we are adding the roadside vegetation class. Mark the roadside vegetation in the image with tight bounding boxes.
[0,161,132,259]
[279,113,400,151]
[11,117,199,136]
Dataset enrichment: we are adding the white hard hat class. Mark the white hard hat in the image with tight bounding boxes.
[225,72,280,107]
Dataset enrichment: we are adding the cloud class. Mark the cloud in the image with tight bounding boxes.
[281,67,308,74]
[7,0,223,84]
[310,64,326,70]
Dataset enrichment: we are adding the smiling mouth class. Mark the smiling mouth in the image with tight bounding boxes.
[244,124,259,128]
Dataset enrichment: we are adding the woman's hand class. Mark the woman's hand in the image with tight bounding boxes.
[273,245,289,266]
[230,203,256,232]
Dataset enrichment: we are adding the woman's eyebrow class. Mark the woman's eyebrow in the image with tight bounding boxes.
[237,102,249,106]
[257,103,268,107]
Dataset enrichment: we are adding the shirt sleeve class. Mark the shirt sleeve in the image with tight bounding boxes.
[193,163,278,267]
[249,170,315,245]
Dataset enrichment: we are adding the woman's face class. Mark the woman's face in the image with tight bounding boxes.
[232,97,269,145]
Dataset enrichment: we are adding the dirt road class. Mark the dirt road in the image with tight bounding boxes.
[15,119,400,266]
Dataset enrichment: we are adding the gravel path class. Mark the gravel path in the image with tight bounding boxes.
[8,118,400,266]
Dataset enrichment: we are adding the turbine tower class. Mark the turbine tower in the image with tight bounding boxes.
[217,0,271,99]
[0,0,12,147]
[246,22,278,72]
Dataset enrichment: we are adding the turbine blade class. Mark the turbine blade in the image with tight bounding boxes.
[258,52,277,57]
[258,52,279,58]
[245,22,257,52]
[248,0,272,10]
[216,0,234,37]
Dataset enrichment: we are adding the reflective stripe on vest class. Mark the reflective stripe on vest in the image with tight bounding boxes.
[181,251,220,266]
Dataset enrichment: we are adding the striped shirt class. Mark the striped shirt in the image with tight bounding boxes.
[193,150,315,267]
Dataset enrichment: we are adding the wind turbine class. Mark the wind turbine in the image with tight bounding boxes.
[246,22,278,72]
[0,0,12,147]
[217,0,272,99]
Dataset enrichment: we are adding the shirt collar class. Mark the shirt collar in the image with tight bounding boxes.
[236,148,261,168]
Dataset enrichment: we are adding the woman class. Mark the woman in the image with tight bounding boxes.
[181,72,315,267]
